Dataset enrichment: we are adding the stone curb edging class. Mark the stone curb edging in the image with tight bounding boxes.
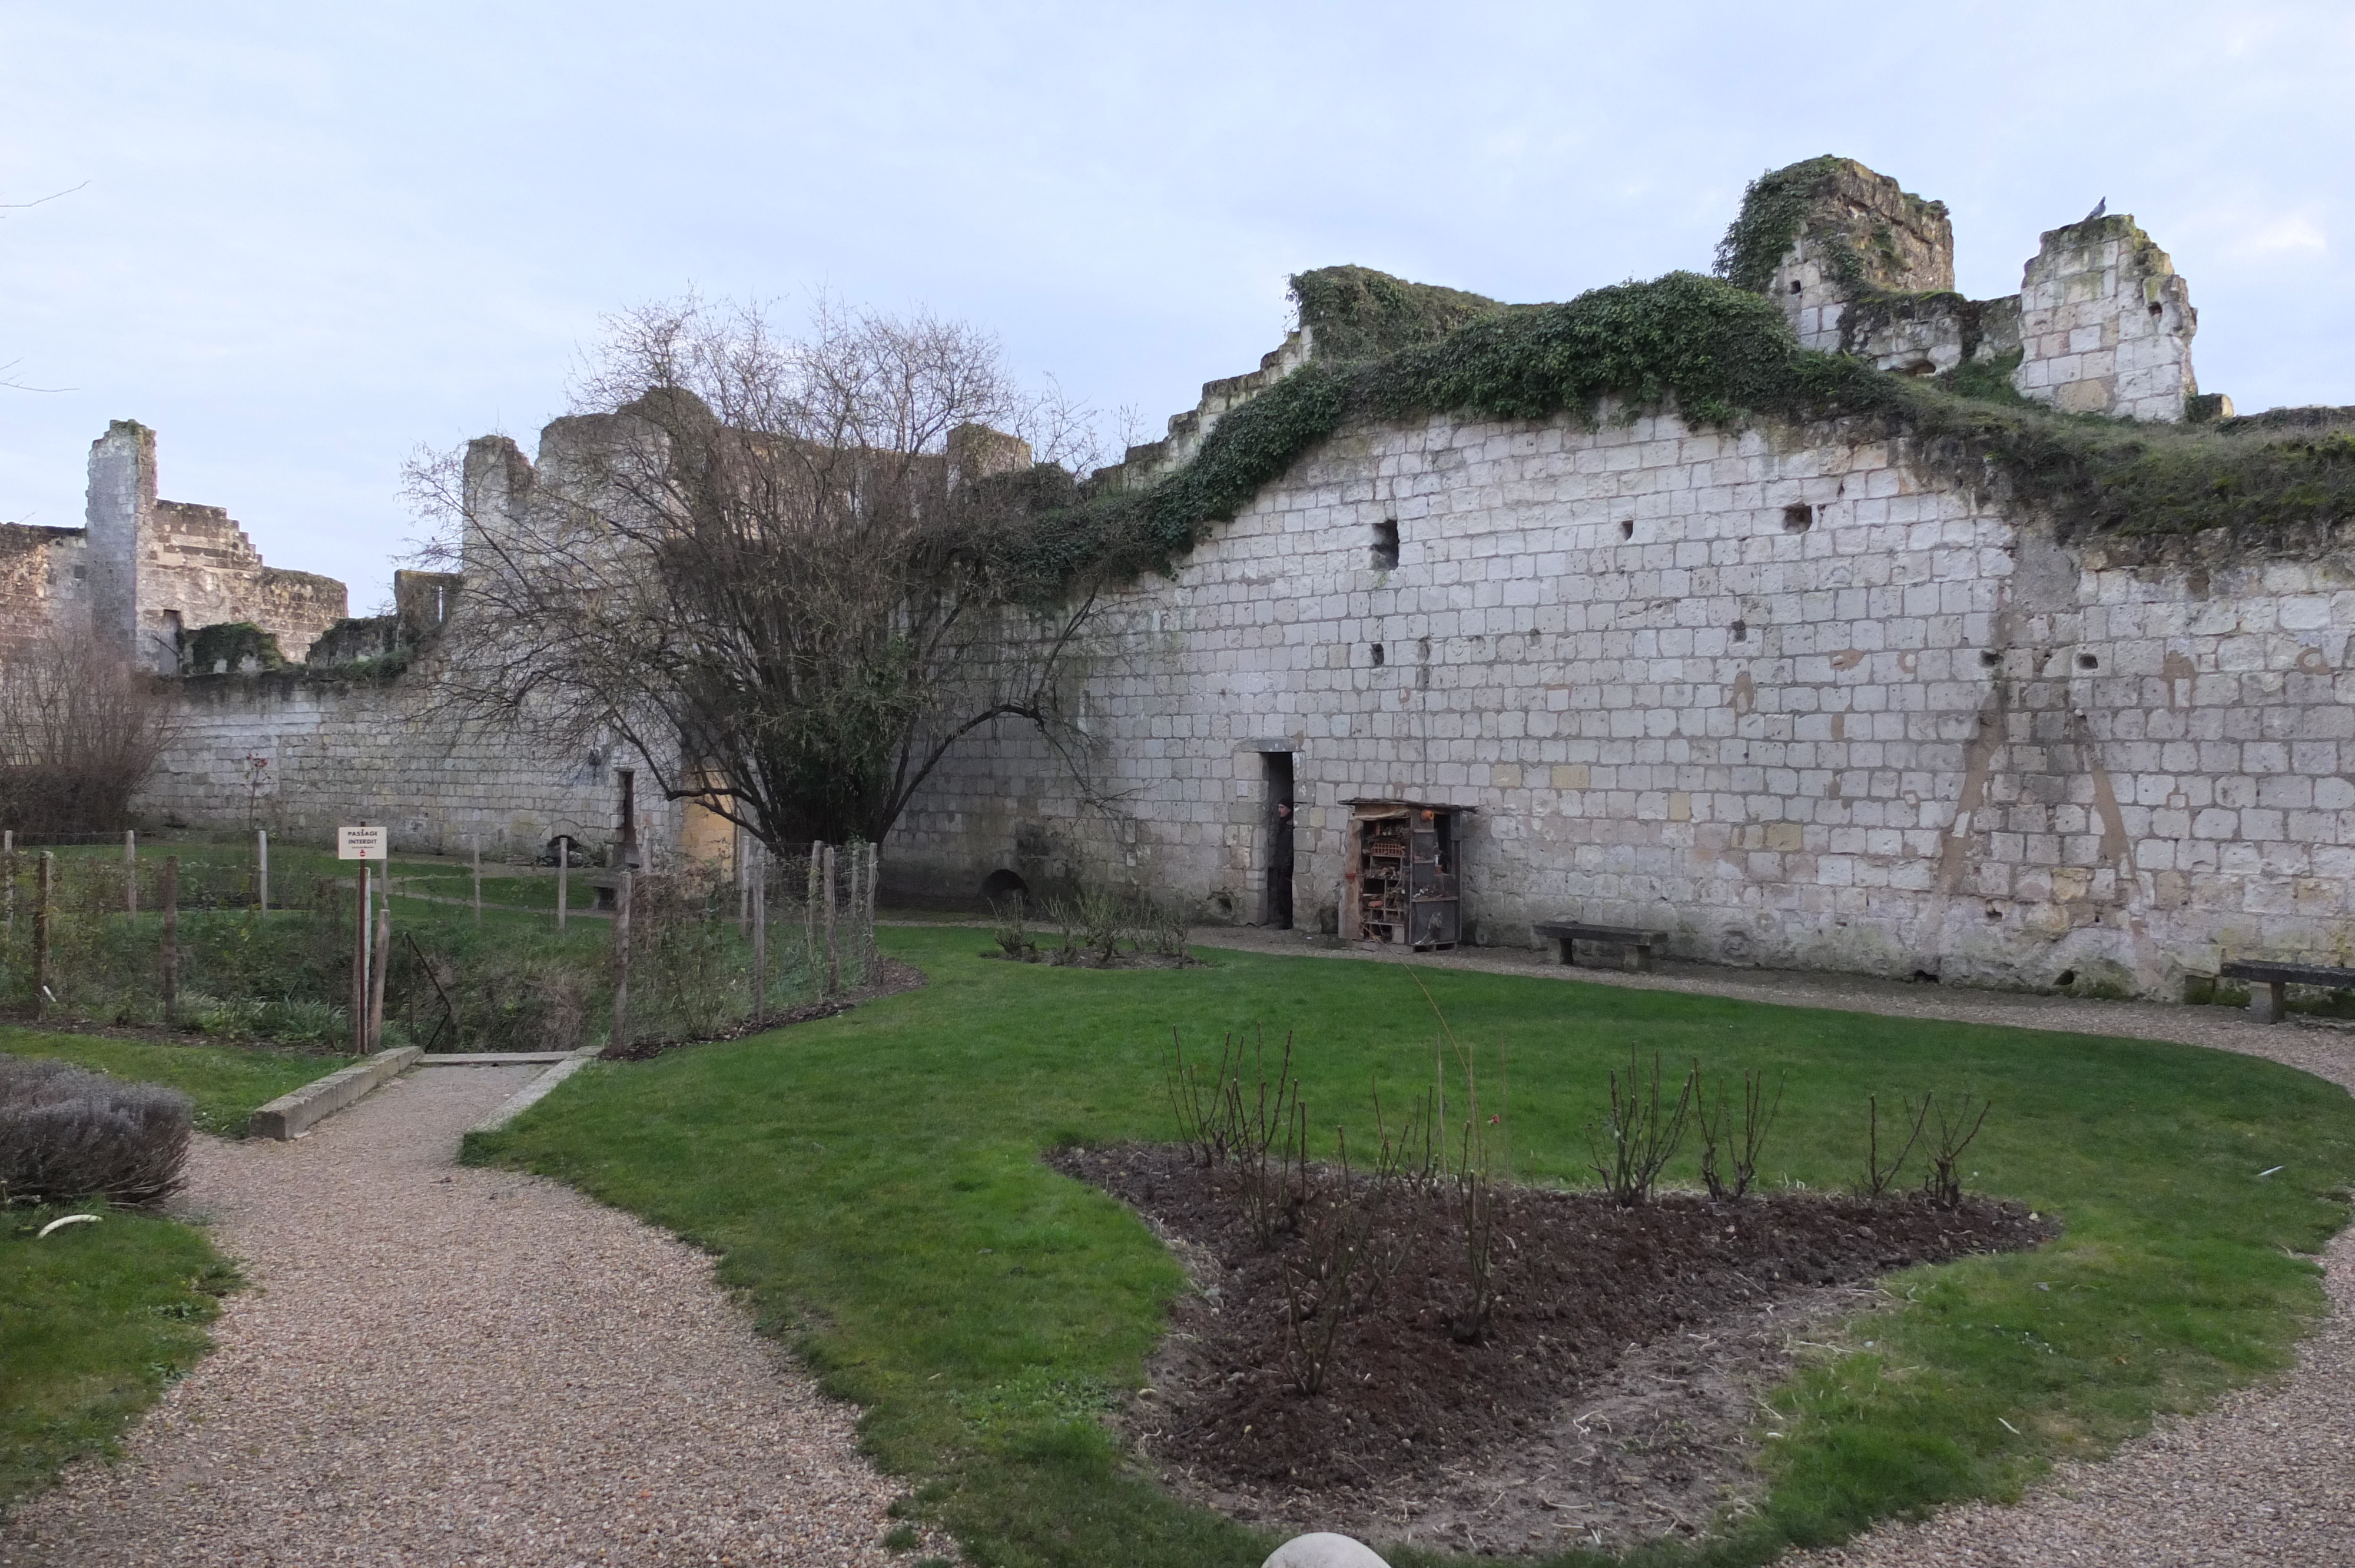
[248,1047,422,1140]
[465,1046,603,1138]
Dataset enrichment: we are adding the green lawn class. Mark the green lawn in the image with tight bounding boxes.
[466,928,2355,1567]
[1,1032,336,1512]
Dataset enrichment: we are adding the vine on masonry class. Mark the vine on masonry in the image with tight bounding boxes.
[992,265,2355,603]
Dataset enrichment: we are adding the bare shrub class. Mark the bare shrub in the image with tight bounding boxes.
[1923,1092,1992,1209]
[1166,1028,1308,1248]
[1588,1051,1694,1207]
[1862,1091,1931,1199]
[1697,1064,1786,1202]
[1281,1084,1436,1394]
[990,891,1034,959]
[0,623,174,835]
[0,1054,191,1205]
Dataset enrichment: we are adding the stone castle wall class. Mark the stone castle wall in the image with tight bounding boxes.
[138,666,679,861]
[888,403,2355,998]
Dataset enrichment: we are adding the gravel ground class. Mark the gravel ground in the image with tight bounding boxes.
[0,1065,910,1567]
[1191,926,2355,1564]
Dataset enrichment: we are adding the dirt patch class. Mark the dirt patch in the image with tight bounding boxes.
[601,956,928,1062]
[1052,1144,2054,1556]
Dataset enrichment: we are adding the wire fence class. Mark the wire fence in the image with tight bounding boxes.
[0,835,882,1057]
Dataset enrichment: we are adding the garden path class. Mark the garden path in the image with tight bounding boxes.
[0,1065,907,1568]
[1192,925,2355,1566]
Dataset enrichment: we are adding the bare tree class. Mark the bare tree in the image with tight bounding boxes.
[0,621,175,833]
[408,295,1108,848]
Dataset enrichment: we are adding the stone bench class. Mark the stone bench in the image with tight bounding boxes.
[2220,959,2355,1024]
[1534,921,1665,974]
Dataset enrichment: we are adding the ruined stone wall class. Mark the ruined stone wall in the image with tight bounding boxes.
[136,669,679,861]
[890,404,2355,999]
[2015,215,2197,421]
[0,524,89,662]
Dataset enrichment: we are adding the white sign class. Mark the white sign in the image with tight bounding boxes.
[337,825,388,862]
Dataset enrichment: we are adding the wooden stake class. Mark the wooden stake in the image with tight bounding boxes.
[34,851,51,1018]
[805,841,821,973]
[824,843,839,998]
[4,829,14,935]
[161,855,180,1026]
[611,867,633,1055]
[125,829,137,918]
[368,879,392,1051]
[257,828,269,912]
[353,862,370,1054]
[867,845,882,972]
[556,839,568,931]
[751,839,767,1027]
[472,837,483,925]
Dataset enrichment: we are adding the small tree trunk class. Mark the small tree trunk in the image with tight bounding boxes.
[34,851,52,1018]
[161,855,180,1026]
[824,844,839,998]
[125,829,137,918]
[368,881,392,1051]
[751,841,768,1028]
[610,868,633,1055]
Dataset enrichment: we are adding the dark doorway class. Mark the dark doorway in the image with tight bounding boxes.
[1264,752,1295,929]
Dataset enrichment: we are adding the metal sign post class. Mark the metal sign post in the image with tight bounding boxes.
[339,826,387,1054]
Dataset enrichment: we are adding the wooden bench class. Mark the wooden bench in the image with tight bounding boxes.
[1534,921,1666,974]
[2220,958,2355,1024]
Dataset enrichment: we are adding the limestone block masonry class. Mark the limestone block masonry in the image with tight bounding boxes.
[890,401,2355,999]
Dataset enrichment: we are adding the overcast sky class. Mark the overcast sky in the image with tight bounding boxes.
[5,2,2351,602]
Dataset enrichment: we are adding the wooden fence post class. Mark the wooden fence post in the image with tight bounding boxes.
[161,855,180,1026]
[34,852,52,1018]
[352,863,370,1055]
[611,867,633,1055]
[257,828,269,912]
[473,837,483,925]
[805,841,820,973]
[125,829,137,918]
[368,882,392,1051]
[556,839,568,932]
[751,839,767,1027]
[867,845,881,972]
[823,843,839,998]
[4,829,14,935]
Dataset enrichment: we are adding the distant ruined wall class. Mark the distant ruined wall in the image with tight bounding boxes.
[0,524,89,662]
[891,401,2355,999]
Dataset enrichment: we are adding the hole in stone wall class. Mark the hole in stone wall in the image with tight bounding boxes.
[1899,360,1937,377]
[1731,619,1749,640]
[1371,643,1385,666]
[1910,969,1941,985]
[2056,968,2078,988]
[2149,302,2164,317]
[1981,649,2001,667]
[1985,905,2004,920]
[2077,653,2099,670]
[1620,519,1634,539]
[980,869,1030,908]
[1790,280,1803,294]
[1782,503,1814,533]
[1371,517,1399,570]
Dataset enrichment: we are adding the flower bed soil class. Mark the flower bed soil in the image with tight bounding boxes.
[1051,1144,2055,1554]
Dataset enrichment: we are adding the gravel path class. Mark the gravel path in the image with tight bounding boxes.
[1192,926,2355,1564]
[0,1065,907,1567]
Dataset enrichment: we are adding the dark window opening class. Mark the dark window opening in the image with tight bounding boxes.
[1371,517,1399,570]
[1782,503,1814,533]
[1371,642,1385,666]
